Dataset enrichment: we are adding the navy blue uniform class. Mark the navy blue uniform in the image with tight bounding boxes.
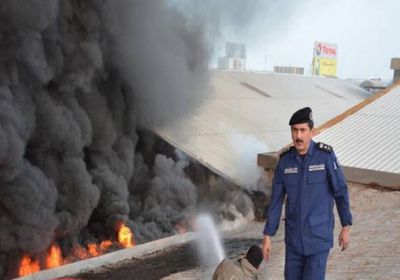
[263,140,352,279]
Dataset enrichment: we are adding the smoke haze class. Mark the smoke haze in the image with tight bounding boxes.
[0,0,261,277]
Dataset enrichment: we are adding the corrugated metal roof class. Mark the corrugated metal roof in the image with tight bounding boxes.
[315,85,400,174]
[153,70,372,187]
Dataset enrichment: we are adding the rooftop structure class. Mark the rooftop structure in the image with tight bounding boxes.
[152,70,371,187]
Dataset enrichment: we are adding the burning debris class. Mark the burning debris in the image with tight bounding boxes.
[0,0,262,278]
[117,223,135,248]
[17,222,134,277]
[46,244,63,269]
[18,256,40,277]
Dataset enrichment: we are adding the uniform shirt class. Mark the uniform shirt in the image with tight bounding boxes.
[263,140,352,256]
[212,258,258,280]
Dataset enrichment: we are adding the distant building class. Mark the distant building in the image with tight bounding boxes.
[273,66,304,75]
[391,58,400,83]
[218,42,246,71]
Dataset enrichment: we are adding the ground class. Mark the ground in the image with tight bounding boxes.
[75,183,400,279]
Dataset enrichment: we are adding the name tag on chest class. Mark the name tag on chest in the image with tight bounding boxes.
[284,167,298,174]
[308,164,325,172]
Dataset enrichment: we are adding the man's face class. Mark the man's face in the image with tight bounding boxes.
[291,123,313,155]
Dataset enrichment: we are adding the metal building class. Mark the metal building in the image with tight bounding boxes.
[314,84,400,189]
[152,70,371,187]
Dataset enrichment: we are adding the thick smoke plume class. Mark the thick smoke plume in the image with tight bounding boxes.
[104,1,210,127]
[129,153,198,241]
[170,0,296,67]
[0,0,259,278]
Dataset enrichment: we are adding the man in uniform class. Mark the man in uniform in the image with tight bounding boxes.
[262,107,352,280]
[213,245,263,280]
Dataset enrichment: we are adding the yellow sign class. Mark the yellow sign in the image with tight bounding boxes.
[313,42,337,77]
[313,57,337,77]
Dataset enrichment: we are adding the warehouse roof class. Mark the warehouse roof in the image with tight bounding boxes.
[314,84,400,186]
[153,70,371,187]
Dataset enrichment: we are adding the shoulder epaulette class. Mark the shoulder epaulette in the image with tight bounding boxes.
[317,142,333,153]
[279,146,295,158]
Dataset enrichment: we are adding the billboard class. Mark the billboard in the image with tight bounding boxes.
[312,42,337,77]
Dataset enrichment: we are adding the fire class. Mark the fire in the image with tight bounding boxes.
[71,239,114,259]
[18,256,40,277]
[117,223,135,248]
[99,240,112,250]
[46,244,63,268]
[72,244,90,260]
[17,229,131,277]
[87,243,99,256]
[87,240,112,257]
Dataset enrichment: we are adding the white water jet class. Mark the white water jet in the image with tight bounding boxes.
[195,214,225,268]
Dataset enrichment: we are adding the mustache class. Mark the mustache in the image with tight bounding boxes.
[295,139,304,144]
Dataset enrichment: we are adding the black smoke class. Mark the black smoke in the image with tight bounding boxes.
[0,0,257,278]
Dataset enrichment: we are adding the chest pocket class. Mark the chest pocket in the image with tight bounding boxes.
[308,170,327,184]
[283,173,299,186]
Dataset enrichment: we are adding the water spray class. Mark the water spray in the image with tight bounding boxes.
[195,214,225,268]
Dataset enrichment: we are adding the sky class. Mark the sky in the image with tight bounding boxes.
[174,0,400,80]
[228,0,400,79]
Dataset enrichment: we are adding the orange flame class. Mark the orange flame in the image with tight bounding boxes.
[87,243,99,257]
[18,256,40,277]
[117,223,135,248]
[17,230,130,277]
[87,240,112,257]
[46,244,63,269]
[99,240,112,250]
[72,244,90,260]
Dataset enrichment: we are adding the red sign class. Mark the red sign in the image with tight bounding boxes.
[314,42,337,58]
